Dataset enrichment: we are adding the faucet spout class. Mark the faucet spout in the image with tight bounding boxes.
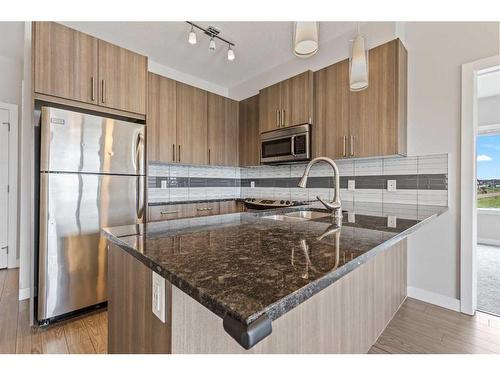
[298,157,342,224]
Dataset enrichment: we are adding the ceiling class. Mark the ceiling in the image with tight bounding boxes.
[478,68,500,98]
[62,22,358,89]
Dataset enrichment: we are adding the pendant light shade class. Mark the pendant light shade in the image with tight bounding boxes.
[293,22,319,58]
[349,33,369,91]
[227,45,235,61]
[188,26,197,45]
[209,37,216,51]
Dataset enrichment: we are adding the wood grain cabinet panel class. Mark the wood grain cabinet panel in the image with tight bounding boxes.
[348,39,407,158]
[224,98,239,166]
[98,40,147,115]
[176,82,208,165]
[219,200,245,214]
[149,203,198,222]
[195,202,220,217]
[34,22,98,104]
[147,73,176,163]
[281,70,314,127]
[239,95,260,166]
[259,82,282,133]
[313,60,350,159]
[207,93,226,166]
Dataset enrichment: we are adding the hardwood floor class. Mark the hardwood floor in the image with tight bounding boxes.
[0,268,107,354]
[2,267,500,354]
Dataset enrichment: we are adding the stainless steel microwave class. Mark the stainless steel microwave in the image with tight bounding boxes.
[260,124,311,164]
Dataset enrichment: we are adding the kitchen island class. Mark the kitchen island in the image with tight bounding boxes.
[103,202,446,353]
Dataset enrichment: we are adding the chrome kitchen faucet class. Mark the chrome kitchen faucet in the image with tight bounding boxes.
[298,157,342,226]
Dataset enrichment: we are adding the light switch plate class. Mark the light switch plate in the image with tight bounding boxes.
[387,180,397,192]
[152,271,166,323]
[251,181,255,188]
[348,212,356,223]
[348,180,356,191]
[160,180,168,189]
[387,215,397,228]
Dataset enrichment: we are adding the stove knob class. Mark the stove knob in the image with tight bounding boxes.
[280,200,285,204]
[285,200,290,205]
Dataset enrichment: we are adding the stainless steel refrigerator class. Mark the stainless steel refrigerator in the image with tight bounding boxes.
[38,106,145,322]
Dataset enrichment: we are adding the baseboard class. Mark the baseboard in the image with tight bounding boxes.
[478,238,500,247]
[407,286,460,312]
[18,287,30,301]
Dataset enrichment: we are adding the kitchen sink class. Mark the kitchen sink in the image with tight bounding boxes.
[262,210,331,222]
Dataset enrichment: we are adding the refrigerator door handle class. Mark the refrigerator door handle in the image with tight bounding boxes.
[37,173,49,320]
[135,132,145,176]
[136,176,145,223]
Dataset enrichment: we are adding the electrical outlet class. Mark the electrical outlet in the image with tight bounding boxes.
[348,212,356,223]
[387,180,397,192]
[152,271,166,323]
[160,180,168,189]
[251,181,255,188]
[348,180,356,191]
[387,215,397,228]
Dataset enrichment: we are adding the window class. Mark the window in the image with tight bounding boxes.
[477,133,500,209]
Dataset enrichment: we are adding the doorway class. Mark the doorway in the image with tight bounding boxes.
[0,102,18,270]
[460,56,500,316]
[476,67,500,316]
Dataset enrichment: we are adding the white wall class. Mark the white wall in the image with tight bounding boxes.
[405,22,499,305]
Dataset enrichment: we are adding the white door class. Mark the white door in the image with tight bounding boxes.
[0,109,9,269]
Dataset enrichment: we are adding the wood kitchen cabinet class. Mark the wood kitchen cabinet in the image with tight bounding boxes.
[348,39,407,158]
[219,200,245,214]
[259,70,313,133]
[207,93,239,166]
[147,73,176,163]
[176,82,208,165]
[148,200,244,222]
[314,39,407,159]
[98,40,147,115]
[33,22,147,116]
[239,95,260,166]
[313,59,350,159]
[34,22,98,105]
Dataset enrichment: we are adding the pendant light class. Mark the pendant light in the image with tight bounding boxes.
[209,37,216,51]
[349,24,369,91]
[188,25,197,45]
[293,22,319,58]
[227,45,235,61]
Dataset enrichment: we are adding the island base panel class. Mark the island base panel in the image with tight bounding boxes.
[107,243,172,354]
[171,239,407,353]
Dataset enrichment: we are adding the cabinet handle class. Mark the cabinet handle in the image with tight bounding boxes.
[208,148,211,165]
[101,80,106,104]
[91,77,95,102]
[276,109,280,128]
[161,210,178,215]
[343,136,347,157]
[282,109,285,127]
[350,135,355,157]
[172,144,176,162]
[197,207,213,211]
[178,144,181,163]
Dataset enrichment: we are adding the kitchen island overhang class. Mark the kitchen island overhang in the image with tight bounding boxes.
[103,203,447,353]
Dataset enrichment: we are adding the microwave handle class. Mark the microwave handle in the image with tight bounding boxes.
[291,135,296,157]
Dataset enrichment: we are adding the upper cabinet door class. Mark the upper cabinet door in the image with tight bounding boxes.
[259,82,281,133]
[239,95,260,167]
[313,61,350,159]
[176,82,208,165]
[224,98,239,167]
[281,70,314,128]
[349,39,407,158]
[98,40,147,115]
[147,73,176,163]
[207,93,226,166]
[34,22,98,104]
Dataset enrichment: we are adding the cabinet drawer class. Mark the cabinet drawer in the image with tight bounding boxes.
[219,200,245,214]
[149,203,197,222]
[195,202,220,217]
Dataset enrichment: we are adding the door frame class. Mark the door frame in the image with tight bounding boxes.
[0,101,19,269]
[460,55,500,315]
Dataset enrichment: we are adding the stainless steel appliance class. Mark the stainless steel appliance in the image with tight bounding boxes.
[260,124,310,164]
[38,106,145,322]
[243,198,305,211]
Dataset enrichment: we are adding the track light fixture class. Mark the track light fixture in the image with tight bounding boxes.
[186,21,236,61]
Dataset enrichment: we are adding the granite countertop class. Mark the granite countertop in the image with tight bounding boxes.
[103,202,447,348]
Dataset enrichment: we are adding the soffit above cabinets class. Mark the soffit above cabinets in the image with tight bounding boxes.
[61,21,359,89]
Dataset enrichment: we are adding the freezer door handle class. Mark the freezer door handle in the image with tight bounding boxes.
[135,132,145,176]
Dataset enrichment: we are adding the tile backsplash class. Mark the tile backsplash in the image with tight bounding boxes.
[148,154,448,206]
